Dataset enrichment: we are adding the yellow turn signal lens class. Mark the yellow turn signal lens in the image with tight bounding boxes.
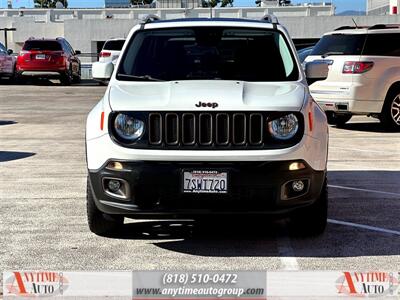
[289,162,306,171]
[106,161,124,170]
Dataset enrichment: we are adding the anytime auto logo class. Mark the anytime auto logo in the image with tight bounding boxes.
[4,271,69,297]
[336,272,399,297]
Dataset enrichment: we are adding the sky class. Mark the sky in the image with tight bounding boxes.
[0,0,367,13]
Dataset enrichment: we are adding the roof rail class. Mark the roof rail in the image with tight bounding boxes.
[261,14,279,25]
[369,24,400,30]
[140,14,160,25]
[334,25,368,31]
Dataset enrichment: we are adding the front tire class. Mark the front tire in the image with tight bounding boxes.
[87,177,124,236]
[326,112,352,127]
[290,178,328,236]
[380,89,400,131]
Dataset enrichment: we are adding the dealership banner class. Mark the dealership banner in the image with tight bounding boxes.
[2,271,399,299]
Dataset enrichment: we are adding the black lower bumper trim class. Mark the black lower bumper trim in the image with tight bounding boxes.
[88,160,326,216]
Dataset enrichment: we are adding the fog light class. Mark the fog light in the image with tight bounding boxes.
[292,180,305,192]
[108,179,121,193]
[103,177,130,200]
[289,162,306,171]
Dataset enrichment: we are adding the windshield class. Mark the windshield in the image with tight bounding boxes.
[117,27,299,82]
[23,40,62,51]
[311,34,366,56]
[103,40,125,51]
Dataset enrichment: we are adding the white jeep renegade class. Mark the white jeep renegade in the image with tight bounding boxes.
[306,24,400,129]
[86,16,329,236]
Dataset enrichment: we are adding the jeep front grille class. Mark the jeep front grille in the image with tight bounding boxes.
[109,111,304,150]
[148,112,266,147]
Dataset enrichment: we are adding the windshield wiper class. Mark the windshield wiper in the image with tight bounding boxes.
[116,74,165,81]
[321,51,344,58]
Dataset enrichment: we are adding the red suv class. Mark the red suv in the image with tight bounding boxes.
[16,38,81,85]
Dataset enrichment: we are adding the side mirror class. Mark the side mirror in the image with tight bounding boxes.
[75,50,81,55]
[305,61,330,85]
[92,61,114,81]
[7,49,13,55]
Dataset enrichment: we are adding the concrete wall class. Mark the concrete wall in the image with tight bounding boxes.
[368,0,389,10]
[12,18,64,45]
[279,14,400,38]
[368,5,390,15]
[367,0,390,15]
[0,6,335,56]
[4,7,400,63]
[64,19,138,56]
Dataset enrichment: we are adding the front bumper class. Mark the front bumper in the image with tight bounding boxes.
[88,160,326,217]
[86,133,328,172]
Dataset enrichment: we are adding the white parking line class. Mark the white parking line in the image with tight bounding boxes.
[329,184,400,197]
[277,236,299,270]
[328,219,400,236]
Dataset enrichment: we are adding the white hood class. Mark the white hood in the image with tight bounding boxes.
[108,81,306,111]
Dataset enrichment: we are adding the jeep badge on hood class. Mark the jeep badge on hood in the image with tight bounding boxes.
[195,101,218,108]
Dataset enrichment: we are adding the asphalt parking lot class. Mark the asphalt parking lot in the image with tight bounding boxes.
[0,82,399,272]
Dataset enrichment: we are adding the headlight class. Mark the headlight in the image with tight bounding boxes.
[114,113,145,142]
[268,113,299,140]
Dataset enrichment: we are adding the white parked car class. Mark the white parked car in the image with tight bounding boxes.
[86,16,329,236]
[99,38,125,64]
[0,42,15,80]
[93,39,125,85]
[305,24,400,129]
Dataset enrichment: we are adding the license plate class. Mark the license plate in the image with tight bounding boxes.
[183,170,228,194]
[36,54,46,60]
